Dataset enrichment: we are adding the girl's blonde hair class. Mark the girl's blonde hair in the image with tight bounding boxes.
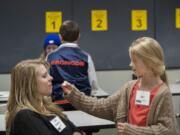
[129,37,168,85]
[6,59,65,134]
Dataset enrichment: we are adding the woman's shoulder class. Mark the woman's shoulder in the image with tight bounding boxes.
[15,109,37,120]
[16,109,34,115]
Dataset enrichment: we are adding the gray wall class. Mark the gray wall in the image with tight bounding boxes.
[1,69,180,93]
[1,0,180,72]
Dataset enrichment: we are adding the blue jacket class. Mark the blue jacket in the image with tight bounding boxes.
[47,43,91,101]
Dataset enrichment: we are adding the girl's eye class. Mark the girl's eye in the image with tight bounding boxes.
[42,75,46,78]
[42,73,47,78]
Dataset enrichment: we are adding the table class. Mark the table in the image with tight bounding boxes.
[169,84,180,118]
[0,114,5,135]
[169,84,180,96]
[64,111,115,135]
[0,110,115,135]
[0,91,9,103]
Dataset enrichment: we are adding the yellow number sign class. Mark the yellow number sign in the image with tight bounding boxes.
[131,10,147,31]
[176,8,180,28]
[45,11,62,33]
[91,10,108,31]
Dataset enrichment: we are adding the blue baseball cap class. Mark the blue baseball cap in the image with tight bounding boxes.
[44,34,61,49]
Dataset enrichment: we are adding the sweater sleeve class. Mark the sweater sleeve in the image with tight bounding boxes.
[120,91,178,135]
[65,81,133,121]
[10,110,53,135]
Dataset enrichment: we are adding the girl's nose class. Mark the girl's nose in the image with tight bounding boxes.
[48,74,53,81]
[129,62,132,67]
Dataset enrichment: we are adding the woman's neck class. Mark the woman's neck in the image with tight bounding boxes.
[38,99,46,112]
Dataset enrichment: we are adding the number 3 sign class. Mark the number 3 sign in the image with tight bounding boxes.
[131,10,147,31]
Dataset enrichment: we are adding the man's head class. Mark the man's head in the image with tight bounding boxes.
[59,20,80,42]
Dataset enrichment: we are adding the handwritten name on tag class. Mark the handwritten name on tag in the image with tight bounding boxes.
[50,116,66,132]
[135,90,150,106]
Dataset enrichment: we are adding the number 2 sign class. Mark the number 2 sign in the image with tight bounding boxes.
[91,10,108,31]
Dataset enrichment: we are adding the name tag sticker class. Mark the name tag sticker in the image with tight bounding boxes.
[50,116,66,132]
[135,90,150,106]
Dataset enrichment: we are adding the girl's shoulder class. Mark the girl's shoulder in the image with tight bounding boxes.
[158,83,171,95]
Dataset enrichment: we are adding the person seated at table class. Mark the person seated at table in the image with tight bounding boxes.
[61,37,178,135]
[6,59,83,135]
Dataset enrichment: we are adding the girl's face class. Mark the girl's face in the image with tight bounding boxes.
[36,64,53,96]
[45,44,58,55]
[129,53,148,78]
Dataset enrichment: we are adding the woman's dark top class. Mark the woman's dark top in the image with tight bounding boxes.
[10,109,82,135]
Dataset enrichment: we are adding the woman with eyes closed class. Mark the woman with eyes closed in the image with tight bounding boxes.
[6,59,82,135]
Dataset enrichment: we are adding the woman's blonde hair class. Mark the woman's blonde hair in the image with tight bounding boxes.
[6,59,65,134]
[129,37,168,85]
[39,50,46,61]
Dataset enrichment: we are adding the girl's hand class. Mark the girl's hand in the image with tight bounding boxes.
[61,81,74,94]
[73,132,84,135]
[117,122,126,134]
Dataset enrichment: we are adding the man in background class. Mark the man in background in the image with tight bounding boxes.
[47,20,100,110]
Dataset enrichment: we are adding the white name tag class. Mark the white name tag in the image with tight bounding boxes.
[50,116,66,132]
[135,90,150,106]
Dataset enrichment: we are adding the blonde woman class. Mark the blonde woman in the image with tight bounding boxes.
[62,37,178,135]
[6,59,82,135]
